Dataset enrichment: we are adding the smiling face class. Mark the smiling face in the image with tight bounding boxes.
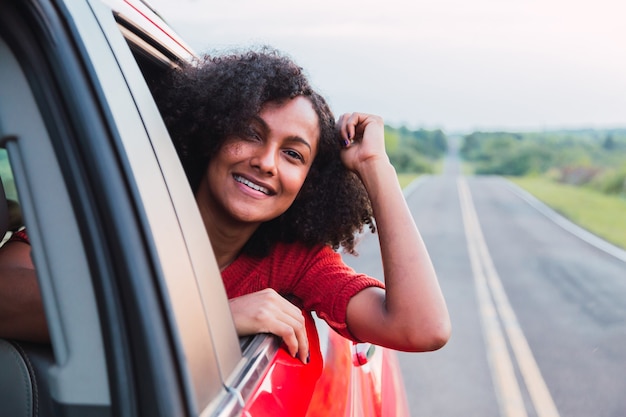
[199,96,320,227]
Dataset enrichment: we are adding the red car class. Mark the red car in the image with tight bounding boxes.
[0,0,410,415]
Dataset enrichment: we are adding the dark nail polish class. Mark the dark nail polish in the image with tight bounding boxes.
[306,351,310,364]
[343,139,350,147]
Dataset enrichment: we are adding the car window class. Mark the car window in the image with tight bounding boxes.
[101,0,245,381]
[0,150,17,202]
[0,149,22,243]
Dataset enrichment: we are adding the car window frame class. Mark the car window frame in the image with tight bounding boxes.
[101,2,331,415]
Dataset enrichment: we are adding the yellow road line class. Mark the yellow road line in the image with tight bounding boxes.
[458,177,560,417]
[459,178,528,417]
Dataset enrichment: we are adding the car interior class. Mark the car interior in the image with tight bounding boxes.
[0,171,56,417]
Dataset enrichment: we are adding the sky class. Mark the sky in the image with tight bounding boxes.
[146,0,626,133]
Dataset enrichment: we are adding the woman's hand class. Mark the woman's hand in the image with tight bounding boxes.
[336,112,388,175]
[229,288,309,363]
[336,112,451,352]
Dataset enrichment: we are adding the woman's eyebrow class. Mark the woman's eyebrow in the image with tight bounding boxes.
[286,136,312,152]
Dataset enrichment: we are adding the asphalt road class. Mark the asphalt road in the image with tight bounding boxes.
[342,146,626,417]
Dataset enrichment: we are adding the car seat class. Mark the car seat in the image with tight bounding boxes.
[0,176,55,417]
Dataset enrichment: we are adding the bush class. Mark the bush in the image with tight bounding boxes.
[388,147,433,174]
[589,167,626,196]
[473,141,553,176]
[385,125,448,174]
[460,129,626,188]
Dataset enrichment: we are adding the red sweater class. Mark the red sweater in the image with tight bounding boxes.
[7,229,29,244]
[221,242,385,340]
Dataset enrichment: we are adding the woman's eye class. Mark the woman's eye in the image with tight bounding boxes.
[284,149,303,161]
[245,128,261,141]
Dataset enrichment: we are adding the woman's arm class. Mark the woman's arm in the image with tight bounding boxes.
[0,240,49,342]
[337,113,451,352]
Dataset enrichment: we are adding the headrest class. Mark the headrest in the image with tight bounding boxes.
[0,339,35,417]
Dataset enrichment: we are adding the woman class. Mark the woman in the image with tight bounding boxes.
[154,48,450,363]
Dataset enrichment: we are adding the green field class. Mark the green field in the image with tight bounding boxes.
[510,177,626,249]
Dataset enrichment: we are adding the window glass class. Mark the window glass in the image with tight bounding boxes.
[0,149,17,201]
[0,149,24,244]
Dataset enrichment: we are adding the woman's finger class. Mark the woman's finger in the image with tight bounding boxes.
[267,291,308,362]
[336,113,351,146]
[273,311,308,363]
[338,113,363,147]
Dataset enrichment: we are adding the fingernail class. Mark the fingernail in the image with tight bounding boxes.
[342,139,350,147]
[306,351,310,364]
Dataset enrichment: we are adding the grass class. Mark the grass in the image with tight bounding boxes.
[510,176,626,250]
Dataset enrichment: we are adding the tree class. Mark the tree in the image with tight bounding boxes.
[603,134,616,150]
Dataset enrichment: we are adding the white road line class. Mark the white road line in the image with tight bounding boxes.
[458,177,560,417]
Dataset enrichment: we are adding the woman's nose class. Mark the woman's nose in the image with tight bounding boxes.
[250,145,278,176]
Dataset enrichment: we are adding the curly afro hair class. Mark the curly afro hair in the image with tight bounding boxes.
[154,47,374,256]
